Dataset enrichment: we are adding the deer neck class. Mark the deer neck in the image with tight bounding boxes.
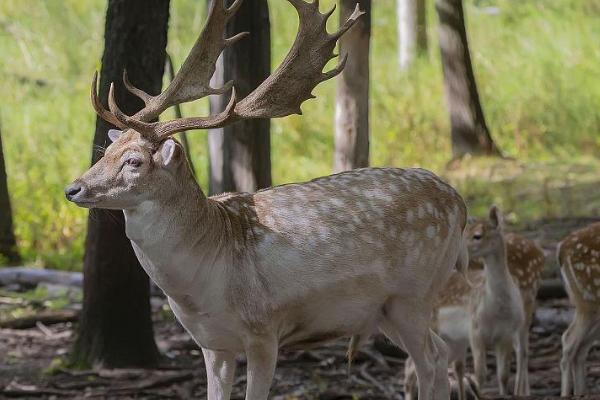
[482,239,514,295]
[122,169,229,298]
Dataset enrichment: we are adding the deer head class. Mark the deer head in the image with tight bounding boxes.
[65,0,364,208]
[466,205,505,261]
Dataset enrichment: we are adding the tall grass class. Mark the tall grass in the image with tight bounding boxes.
[0,0,599,269]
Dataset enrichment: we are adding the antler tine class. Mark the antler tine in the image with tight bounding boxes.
[90,71,127,130]
[234,0,364,119]
[322,4,336,22]
[224,0,244,17]
[321,53,348,83]
[330,3,364,40]
[122,70,152,105]
[107,83,159,138]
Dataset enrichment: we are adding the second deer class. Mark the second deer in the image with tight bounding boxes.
[405,206,534,399]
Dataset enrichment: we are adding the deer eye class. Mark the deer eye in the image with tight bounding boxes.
[473,233,482,241]
[125,157,142,168]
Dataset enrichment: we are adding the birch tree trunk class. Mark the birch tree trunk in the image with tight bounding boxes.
[436,0,500,158]
[208,0,271,194]
[398,0,428,70]
[333,0,371,173]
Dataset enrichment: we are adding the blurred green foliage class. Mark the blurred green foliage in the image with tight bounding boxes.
[0,0,599,269]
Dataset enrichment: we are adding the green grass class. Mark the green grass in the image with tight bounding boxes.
[1,0,599,269]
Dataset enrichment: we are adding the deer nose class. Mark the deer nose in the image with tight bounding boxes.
[65,182,84,201]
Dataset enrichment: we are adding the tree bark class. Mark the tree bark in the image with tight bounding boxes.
[397,0,428,70]
[436,0,500,158]
[71,0,169,368]
[0,121,20,264]
[333,0,371,173]
[208,0,271,195]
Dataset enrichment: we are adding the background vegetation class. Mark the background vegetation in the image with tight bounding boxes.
[1,0,599,269]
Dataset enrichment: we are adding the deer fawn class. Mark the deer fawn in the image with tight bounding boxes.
[502,232,545,393]
[405,206,530,399]
[559,221,600,395]
[65,1,469,399]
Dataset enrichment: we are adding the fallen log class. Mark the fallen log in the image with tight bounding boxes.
[0,267,165,296]
[0,309,78,329]
[0,267,82,288]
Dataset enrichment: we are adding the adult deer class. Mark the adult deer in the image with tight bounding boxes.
[559,222,600,395]
[65,1,468,399]
[405,207,530,399]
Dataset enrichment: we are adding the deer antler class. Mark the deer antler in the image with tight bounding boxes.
[234,1,364,118]
[90,72,128,130]
[92,0,364,142]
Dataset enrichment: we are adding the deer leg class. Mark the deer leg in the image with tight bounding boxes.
[561,313,592,396]
[244,337,278,400]
[573,341,592,395]
[560,317,577,396]
[202,348,237,400]
[573,316,600,395]
[519,294,535,395]
[404,356,419,400]
[454,358,466,400]
[495,343,512,395]
[470,332,487,391]
[379,298,449,400]
[430,331,451,396]
[514,326,529,395]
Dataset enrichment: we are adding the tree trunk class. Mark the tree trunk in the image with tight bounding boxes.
[435,0,500,158]
[208,0,271,195]
[397,0,428,70]
[71,0,169,368]
[333,0,371,173]
[0,122,20,264]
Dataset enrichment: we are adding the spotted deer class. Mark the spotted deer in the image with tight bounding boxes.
[558,222,600,395]
[405,206,530,399]
[502,232,545,392]
[64,1,469,399]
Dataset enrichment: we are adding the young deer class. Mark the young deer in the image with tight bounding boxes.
[405,206,529,399]
[503,232,545,393]
[559,221,600,395]
[65,1,469,399]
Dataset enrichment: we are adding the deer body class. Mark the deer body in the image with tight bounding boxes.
[125,162,467,399]
[503,233,544,393]
[559,222,600,396]
[66,1,470,398]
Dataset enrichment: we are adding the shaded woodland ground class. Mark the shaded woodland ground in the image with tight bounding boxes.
[2,216,600,399]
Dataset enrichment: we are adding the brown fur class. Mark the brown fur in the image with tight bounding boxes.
[559,222,600,305]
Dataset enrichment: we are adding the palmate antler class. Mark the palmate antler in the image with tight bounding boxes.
[91,0,364,142]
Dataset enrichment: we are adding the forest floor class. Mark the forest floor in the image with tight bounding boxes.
[1,217,600,399]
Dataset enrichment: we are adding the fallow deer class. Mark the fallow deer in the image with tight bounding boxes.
[405,206,529,399]
[65,1,469,399]
[502,232,545,393]
[559,221,600,395]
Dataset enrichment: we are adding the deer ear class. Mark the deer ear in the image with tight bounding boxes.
[107,129,123,142]
[158,139,181,168]
[489,205,503,230]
